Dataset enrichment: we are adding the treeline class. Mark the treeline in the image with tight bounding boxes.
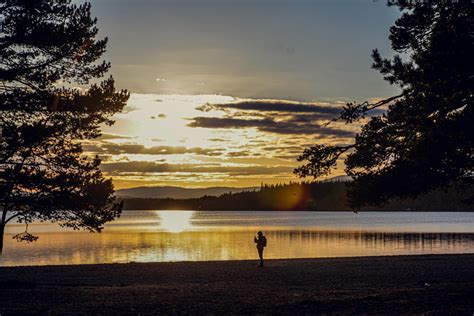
[121,181,474,211]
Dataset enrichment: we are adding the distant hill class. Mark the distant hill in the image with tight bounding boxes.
[122,182,474,211]
[115,186,259,199]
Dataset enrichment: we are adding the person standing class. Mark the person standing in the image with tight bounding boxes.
[254,231,267,267]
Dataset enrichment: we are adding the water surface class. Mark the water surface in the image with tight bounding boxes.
[1,211,474,266]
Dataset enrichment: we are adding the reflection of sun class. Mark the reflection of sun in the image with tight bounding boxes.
[156,211,194,233]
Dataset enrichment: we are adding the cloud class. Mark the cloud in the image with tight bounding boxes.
[208,138,227,142]
[150,113,167,119]
[227,150,252,157]
[187,117,355,137]
[90,143,224,156]
[274,154,300,160]
[197,99,343,119]
[188,117,273,129]
[263,146,302,152]
[97,133,133,140]
[101,161,293,175]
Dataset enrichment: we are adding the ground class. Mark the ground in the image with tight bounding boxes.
[1,254,474,315]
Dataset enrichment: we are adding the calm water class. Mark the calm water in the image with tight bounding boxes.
[1,211,474,266]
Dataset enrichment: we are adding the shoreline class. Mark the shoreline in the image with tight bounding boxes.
[122,208,474,212]
[1,254,474,314]
[2,252,474,268]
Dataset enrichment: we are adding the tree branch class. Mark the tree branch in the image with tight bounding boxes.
[4,212,19,225]
[324,94,403,126]
[294,144,356,179]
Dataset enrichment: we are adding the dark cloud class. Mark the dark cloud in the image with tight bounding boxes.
[208,138,227,142]
[227,150,252,157]
[151,113,167,119]
[188,117,273,129]
[197,100,343,119]
[263,146,302,151]
[274,154,300,160]
[101,161,293,175]
[187,117,355,137]
[97,133,133,140]
[90,143,224,156]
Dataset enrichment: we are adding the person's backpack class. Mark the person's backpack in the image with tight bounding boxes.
[263,236,267,247]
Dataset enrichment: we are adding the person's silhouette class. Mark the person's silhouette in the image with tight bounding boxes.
[254,231,267,267]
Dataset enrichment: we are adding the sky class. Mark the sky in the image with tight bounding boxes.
[82,0,402,189]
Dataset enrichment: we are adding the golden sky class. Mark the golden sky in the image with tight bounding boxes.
[83,93,370,189]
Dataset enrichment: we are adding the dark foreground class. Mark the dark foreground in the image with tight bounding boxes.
[1,254,474,315]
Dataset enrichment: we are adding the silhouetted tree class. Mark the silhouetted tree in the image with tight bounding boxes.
[295,1,473,208]
[0,0,129,253]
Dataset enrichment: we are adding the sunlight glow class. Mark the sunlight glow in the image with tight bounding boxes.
[157,211,195,233]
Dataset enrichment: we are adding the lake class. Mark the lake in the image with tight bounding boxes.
[1,211,474,266]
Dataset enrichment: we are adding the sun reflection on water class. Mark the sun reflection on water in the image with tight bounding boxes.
[156,211,194,233]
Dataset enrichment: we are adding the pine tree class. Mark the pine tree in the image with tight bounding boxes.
[296,1,473,208]
[0,0,129,253]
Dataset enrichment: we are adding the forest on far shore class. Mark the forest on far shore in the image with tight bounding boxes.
[121,181,474,211]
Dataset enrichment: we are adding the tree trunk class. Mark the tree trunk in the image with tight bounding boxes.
[0,223,4,255]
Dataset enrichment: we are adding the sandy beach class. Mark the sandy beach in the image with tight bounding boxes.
[1,254,474,315]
